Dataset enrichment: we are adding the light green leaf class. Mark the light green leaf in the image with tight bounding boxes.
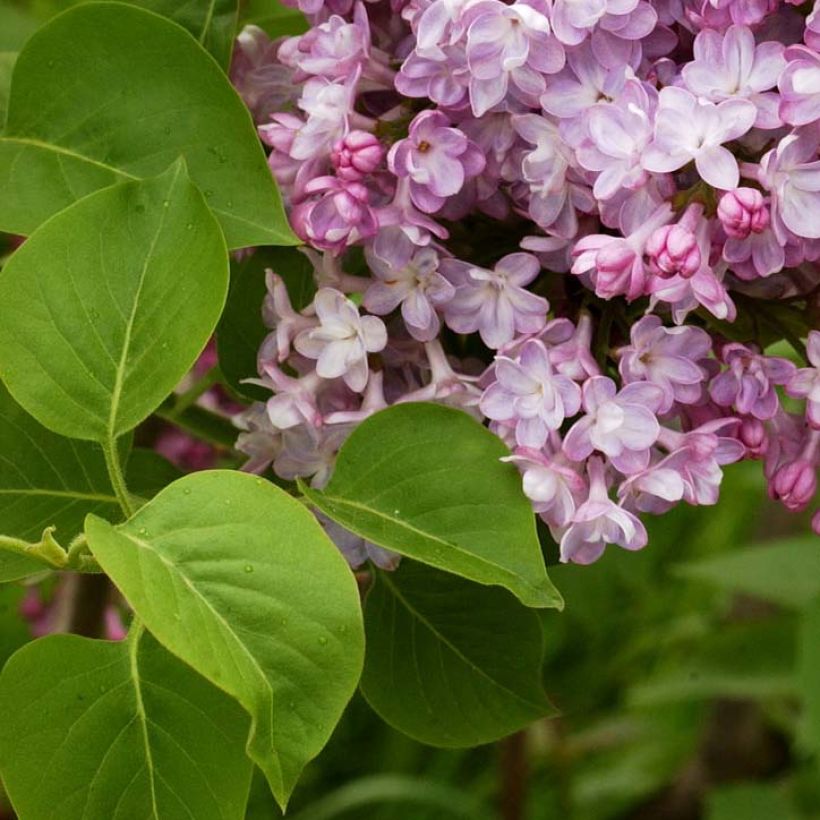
[361,562,555,747]
[301,403,561,609]
[84,470,364,809]
[0,52,16,127]
[0,628,253,820]
[0,161,229,442]
[676,537,820,609]
[799,598,820,755]
[0,2,296,248]
[217,247,316,401]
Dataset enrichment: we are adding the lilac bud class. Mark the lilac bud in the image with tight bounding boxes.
[770,459,817,512]
[717,188,770,239]
[645,224,701,279]
[331,131,385,181]
[738,417,768,458]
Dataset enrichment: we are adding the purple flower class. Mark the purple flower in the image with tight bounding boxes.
[642,86,756,190]
[550,0,657,49]
[786,330,820,429]
[779,45,820,127]
[617,315,711,412]
[559,457,648,565]
[480,339,582,447]
[770,458,818,512]
[645,223,701,279]
[563,376,665,473]
[292,77,355,160]
[441,252,548,349]
[758,129,820,240]
[388,110,485,214]
[682,25,785,129]
[291,176,378,253]
[709,343,796,420]
[294,288,387,391]
[464,0,565,116]
[363,228,454,341]
[276,423,354,488]
[331,131,385,180]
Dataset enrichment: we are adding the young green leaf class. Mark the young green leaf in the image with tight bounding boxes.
[361,562,555,747]
[0,161,229,442]
[0,628,253,820]
[0,2,296,248]
[84,470,365,809]
[217,247,316,401]
[301,403,562,609]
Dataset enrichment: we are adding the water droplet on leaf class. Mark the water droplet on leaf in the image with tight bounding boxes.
[244,564,254,574]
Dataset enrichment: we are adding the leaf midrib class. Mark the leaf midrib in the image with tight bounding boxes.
[0,488,117,502]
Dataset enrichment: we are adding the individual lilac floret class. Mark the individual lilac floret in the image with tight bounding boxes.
[642,86,756,190]
[563,376,665,474]
[550,0,656,50]
[787,330,820,429]
[480,340,582,448]
[441,252,548,349]
[709,343,796,420]
[645,223,701,279]
[617,316,711,412]
[717,188,770,239]
[758,129,820,240]
[465,0,565,116]
[681,25,785,128]
[363,227,454,341]
[331,131,384,181]
[559,457,648,565]
[294,288,387,391]
[388,110,485,213]
[778,45,820,127]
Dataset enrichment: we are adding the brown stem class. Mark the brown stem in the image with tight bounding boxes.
[55,574,112,638]
[499,731,528,820]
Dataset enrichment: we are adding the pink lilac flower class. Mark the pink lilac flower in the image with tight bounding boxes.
[363,227,454,341]
[717,188,770,239]
[786,330,820,428]
[559,457,648,565]
[645,223,701,279]
[294,288,387,391]
[563,376,665,473]
[681,25,785,128]
[617,315,711,412]
[441,252,548,349]
[388,110,485,213]
[709,343,796,420]
[642,86,757,189]
[331,131,385,180]
[778,45,820,127]
[550,0,657,53]
[480,339,582,447]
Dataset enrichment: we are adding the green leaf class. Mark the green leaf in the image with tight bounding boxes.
[361,562,555,747]
[126,448,184,499]
[0,627,253,820]
[676,537,820,609]
[84,470,364,809]
[0,52,16,127]
[0,7,37,51]
[217,247,316,401]
[0,161,229,442]
[799,598,820,755]
[301,403,561,609]
[706,783,799,820]
[0,2,296,248]
[240,0,308,36]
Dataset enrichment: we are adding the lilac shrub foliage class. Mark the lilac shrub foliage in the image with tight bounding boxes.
[233,0,820,566]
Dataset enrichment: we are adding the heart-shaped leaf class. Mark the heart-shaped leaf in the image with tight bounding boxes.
[0,160,229,442]
[0,628,253,820]
[0,2,296,248]
[361,562,555,746]
[302,403,562,609]
[84,470,364,809]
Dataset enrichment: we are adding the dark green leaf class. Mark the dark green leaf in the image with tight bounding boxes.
[302,403,562,609]
[84,470,364,809]
[0,161,229,442]
[240,0,307,36]
[0,2,296,248]
[799,597,820,756]
[0,628,253,820]
[126,448,184,499]
[361,562,555,747]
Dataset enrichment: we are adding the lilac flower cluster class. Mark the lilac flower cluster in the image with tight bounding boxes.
[231,0,820,567]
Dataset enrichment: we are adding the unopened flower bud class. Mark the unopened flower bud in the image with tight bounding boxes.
[739,417,768,458]
[717,188,770,239]
[646,224,701,278]
[331,131,385,181]
[771,459,817,512]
